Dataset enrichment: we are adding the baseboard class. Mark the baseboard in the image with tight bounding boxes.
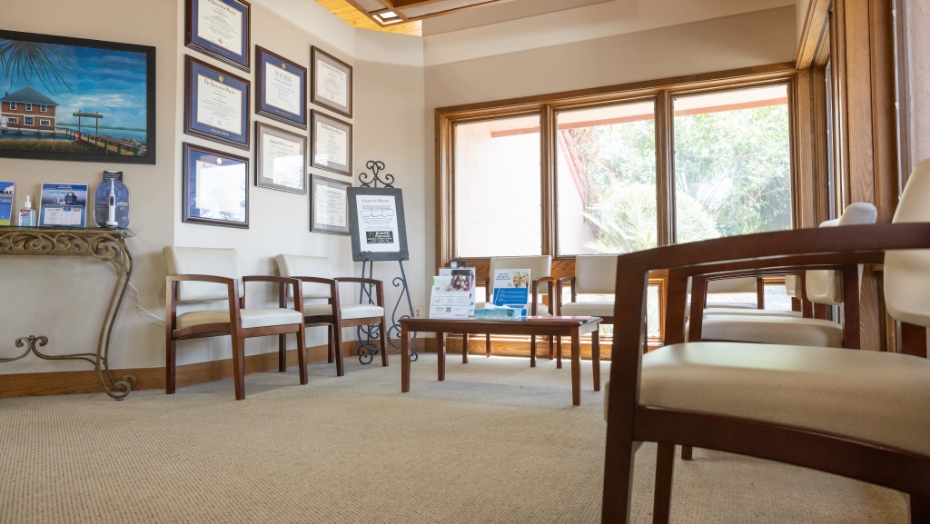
[0,339,426,399]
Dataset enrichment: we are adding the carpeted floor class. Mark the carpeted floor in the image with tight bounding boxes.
[0,354,907,523]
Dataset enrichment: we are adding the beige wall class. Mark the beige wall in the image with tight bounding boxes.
[905,0,930,167]
[797,0,811,43]
[423,6,797,281]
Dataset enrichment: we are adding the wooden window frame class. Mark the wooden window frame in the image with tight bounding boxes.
[435,62,800,274]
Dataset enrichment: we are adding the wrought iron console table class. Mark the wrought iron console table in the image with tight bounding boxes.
[0,227,136,400]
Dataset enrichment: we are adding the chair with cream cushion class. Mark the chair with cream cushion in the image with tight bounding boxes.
[474,255,553,359]
[275,254,388,376]
[551,255,617,367]
[601,161,930,523]
[164,247,307,400]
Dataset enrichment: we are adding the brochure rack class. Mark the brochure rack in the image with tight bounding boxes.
[353,161,417,364]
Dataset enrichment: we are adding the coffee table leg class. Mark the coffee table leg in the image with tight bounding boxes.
[592,327,601,391]
[462,333,469,364]
[438,332,446,381]
[557,336,563,369]
[401,324,410,393]
[486,333,491,357]
[571,326,581,406]
[549,336,554,360]
[530,335,537,368]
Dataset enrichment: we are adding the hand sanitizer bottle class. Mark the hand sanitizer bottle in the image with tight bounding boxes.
[19,196,36,226]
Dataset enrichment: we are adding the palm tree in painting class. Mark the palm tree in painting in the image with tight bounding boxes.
[0,38,81,93]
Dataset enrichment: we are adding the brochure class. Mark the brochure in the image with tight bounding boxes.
[39,183,89,227]
[438,267,476,317]
[493,288,530,308]
[491,268,531,305]
[429,276,473,319]
[0,181,13,226]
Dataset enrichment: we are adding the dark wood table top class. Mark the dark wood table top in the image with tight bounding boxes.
[400,316,602,336]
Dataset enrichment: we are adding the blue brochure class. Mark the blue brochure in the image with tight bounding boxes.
[493,287,530,307]
[0,181,13,226]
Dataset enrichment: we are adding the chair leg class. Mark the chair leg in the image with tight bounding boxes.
[231,335,246,401]
[653,443,675,524]
[486,333,491,357]
[601,424,637,522]
[297,325,308,385]
[166,338,176,394]
[681,446,693,460]
[379,319,389,367]
[557,336,563,369]
[333,324,345,377]
[910,494,930,524]
[278,333,287,372]
[327,325,335,364]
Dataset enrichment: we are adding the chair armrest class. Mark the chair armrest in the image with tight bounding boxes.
[555,276,576,315]
[333,277,385,308]
[164,274,239,331]
[242,276,304,313]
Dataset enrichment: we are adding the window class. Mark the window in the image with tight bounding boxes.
[24,116,34,126]
[7,117,17,124]
[40,119,51,126]
[9,102,16,110]
[25,103,32,111]
[556,101,657,255]
[672,85,793,242]
[40,105,47,112]
[454,114,542,257]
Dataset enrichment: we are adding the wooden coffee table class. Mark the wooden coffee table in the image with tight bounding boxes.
[399,316,602,406]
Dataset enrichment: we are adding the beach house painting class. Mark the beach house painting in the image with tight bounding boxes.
[0,30,155,164]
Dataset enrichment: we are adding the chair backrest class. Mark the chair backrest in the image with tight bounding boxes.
[275,254,333,299]
[488,255,552,295]
[706,277,756,294]
[164,246,243,303]
[785,275,802,298]
[806,202,877,306]
[886,159,930,328]
[575,255,618,295]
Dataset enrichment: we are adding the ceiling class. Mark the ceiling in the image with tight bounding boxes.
[316,0,616,36]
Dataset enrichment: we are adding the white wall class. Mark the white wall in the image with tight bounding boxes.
[905,0,930,166]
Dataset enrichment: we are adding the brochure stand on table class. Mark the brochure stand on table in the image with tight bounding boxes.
[349,161,417,364]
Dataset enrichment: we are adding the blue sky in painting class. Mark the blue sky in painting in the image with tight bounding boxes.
[0,41,147,129]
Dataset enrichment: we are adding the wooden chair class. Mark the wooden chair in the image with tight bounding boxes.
[601,159,930,523]
[553,254,617,367]
[275,254,388,377]
[164,247,307,401]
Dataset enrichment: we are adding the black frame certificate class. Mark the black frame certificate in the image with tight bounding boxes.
[255,122,307,194]
[347,187,409,261]
[255,46,307,129]
[186,0,251,71]
[310,175,350,235]
[311,46,352,118]
[310,111,352,177]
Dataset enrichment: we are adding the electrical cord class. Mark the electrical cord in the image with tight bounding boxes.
[128,281,166,326]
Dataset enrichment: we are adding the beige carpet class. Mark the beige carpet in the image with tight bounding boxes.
[0,354,907,523]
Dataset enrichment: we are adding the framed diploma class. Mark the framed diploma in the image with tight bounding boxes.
[184,56,251,150]
[310,175,350,235]
[255,122,307,194]
[186,0,251,72]
[182,143,249,228]
[347,187,409,261]
[311,46,353,118]
[255,46,307,129]
[310,111,352,177]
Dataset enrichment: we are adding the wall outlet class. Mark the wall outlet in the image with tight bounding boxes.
[414,306,423,318]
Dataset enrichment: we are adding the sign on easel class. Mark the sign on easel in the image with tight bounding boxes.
[347,187,409,262]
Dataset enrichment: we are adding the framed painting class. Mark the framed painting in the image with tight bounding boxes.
[311,46,352,118]
[0,30,156,164]
[310,110,352,177]
[185,0,251,72]
[255,46,307,129]
[184,56,251,150]
[255,122,307,194]
[310,174,350,235]
[182,143,249,228]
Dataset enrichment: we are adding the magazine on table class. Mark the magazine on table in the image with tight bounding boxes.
[438,267,476,316]
[429,276,473,319]
[491,268,531,308]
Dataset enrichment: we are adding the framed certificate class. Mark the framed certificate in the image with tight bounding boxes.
[182,143,249,228]
[255,46,307,129]
[186,0,251,72]
[310,175,350,235]
[311,46,353,118]
[310,111,352,177]
[255,122,307,194]
[184,56,251,150]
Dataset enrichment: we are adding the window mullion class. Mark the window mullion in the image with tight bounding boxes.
[541,105,556,257]
[655,90,676,246]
